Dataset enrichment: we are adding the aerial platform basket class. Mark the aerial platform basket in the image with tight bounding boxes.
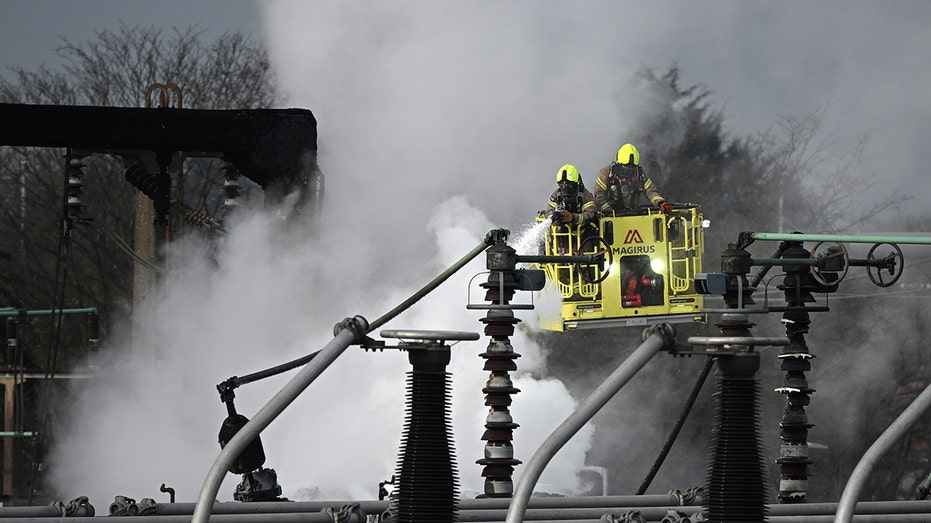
[535,204,707,331]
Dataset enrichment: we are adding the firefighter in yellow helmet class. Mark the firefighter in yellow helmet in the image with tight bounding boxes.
[545,164,598,226]
[594,143,671,216]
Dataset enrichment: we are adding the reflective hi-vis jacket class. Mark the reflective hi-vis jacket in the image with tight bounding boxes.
[594,163,665,213]
[545,186,597,226]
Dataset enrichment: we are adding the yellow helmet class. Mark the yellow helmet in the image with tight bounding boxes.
[616,143,640,166]
[555,164,581,184]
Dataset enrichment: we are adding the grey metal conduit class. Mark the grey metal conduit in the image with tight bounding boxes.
[749,232,931,245]
[192,320,366,523]
[835,382,931,523]
[481,517,931,523]
[0,515,361,523]
[465,506,701,521]
[505,324,675,523]
[156,501,387,515]
[779,516,931,523]
[0,506,65,518]
[463,494,684,509]
[771,500,931,516]
[467,516,931,523]
[150,494,686,517]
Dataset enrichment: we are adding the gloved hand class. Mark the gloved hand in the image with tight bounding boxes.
[602,210,615,218]
[659,201,673,212]
[554,210,574,225]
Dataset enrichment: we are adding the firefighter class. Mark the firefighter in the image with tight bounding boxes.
[594,143,671,216]
[544,164,598,227]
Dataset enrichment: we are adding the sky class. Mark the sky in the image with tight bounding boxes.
[2,0,931,508]
[2,1,929,215]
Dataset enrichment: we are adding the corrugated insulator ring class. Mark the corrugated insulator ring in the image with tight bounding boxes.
[484,394,513,407]
[779,443,809,459]
[477,458,520,468]
[779,479,809,495]
[485,374,514,389]
[480,464,518,477]
[482,358,518,371]
[479,349,519,359]
[484,443,514,460]
[481,428,514,441]
[485,421,519,431]
[485,409,513,424]
[484,339,516,353]
[779,408,810,426]
[482,478,513,496]
[483,385,520,395]
[478,309,520,325]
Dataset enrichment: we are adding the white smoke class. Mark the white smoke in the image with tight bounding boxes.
[49,0,931,508]
[47,186,593,504]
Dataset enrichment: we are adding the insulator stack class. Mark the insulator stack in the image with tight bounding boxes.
[87,313,100,349]
[476,271,522,498]
[184,209,224,233]
[393,347,459,523]
[5,317,17,365]
[705,314,767,523]
[65,158,85,219]
[124,164,167,201]
[223,162,242,208]
[153,167,172,225]
[775,242,817,503]
[124,163,171,225]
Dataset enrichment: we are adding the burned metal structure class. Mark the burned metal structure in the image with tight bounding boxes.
[0,101,323,215]
[0,94,322,504]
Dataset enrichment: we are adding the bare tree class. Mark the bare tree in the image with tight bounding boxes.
[0,24,278,353]
[0,25,278,502]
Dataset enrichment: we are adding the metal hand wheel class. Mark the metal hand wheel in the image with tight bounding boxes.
[576,235,613,284]
[866,242,904,288]
[809,241,849,286]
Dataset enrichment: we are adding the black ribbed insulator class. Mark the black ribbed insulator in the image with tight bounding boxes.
[706,370,767,522]
[393,370,459,523]
[124,164,166,200]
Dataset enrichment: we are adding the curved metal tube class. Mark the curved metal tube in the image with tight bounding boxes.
[192,321,365,523]
[367,234,493,332]
[835,382,931,523]
[505,324,674,523]
[750,232,931,245]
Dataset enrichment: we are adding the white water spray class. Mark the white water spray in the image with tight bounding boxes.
[510,218,553,257]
